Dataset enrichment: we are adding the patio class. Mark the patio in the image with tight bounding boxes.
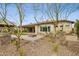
[11,34,46,42]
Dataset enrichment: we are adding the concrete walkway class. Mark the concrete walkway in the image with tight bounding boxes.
[11,34,45,42]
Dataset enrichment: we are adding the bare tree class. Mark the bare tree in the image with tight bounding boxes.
[0,4,16,33]
[44,3,77,36]
[15,3,24,51]
[0,4,9,32]
[32,4,51,34]
[0,4,7,24]
[0,3,25,55]
[32,4,44,34]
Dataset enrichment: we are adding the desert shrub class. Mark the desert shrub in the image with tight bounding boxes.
[18,48,25,56]
[52,43,60,53]
[75,20,79,40]
[11,39,17,45]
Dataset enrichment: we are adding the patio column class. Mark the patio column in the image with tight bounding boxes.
[35,25,39,34]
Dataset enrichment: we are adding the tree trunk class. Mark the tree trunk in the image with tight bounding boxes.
[54,26,56,37]
[16,36,20,51]
[54,23,57,37]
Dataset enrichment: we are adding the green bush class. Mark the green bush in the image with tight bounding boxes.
[75,20,79,40]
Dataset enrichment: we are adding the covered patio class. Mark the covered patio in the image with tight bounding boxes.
[27,26,35,33]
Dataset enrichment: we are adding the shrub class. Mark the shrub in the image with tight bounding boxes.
[11,39,17,45]
[18,48,25,56]
[75,20,79,40]
[52,43,60,53]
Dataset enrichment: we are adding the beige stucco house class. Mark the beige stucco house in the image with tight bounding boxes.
[22,20,74,34]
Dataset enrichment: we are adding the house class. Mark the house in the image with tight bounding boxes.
[0,19,14,32]
[22,20,74,34]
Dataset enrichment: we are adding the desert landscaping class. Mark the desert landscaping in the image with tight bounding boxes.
[0,3,79,56]
[0,32,79,56]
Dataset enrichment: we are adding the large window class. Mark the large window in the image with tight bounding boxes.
[40,26,50,32]
[43,26,47,31]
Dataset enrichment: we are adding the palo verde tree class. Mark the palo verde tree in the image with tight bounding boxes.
[32,4,78,35]
[0,3,25,55]
[15,3,25,51]
[32,4,52,34]
[32,4,78,54]
[0,4,8,24]
[44,3,78,35]
[75,20,79,40]
[0,4,11,33]
[32,4,46,34]
[45,4,78,53]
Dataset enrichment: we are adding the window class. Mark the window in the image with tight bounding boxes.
[48,26,50,32]
[44,26,47,31]
[40,26,50,32]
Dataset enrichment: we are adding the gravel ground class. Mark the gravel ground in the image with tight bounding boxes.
[0,34,79,56]
[65,34,77,41]
[20,35,76,56]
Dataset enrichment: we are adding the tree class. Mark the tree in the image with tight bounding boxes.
[32,4,45,34]
[0,4,10,32]
[0,3,25,55]
[44,4,77,35]
[0,4,7,24]
[75,20,79,40]
[15,3,24,51]
[32,4,77,35]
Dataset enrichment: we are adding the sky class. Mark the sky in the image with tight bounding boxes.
[0,3,79,25]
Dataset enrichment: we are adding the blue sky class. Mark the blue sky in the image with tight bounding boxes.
[1,3,79,25]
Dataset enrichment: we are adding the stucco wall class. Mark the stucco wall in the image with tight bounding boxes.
[35,24,54,34]
[35,22,74,34]
[56,22,74,33]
